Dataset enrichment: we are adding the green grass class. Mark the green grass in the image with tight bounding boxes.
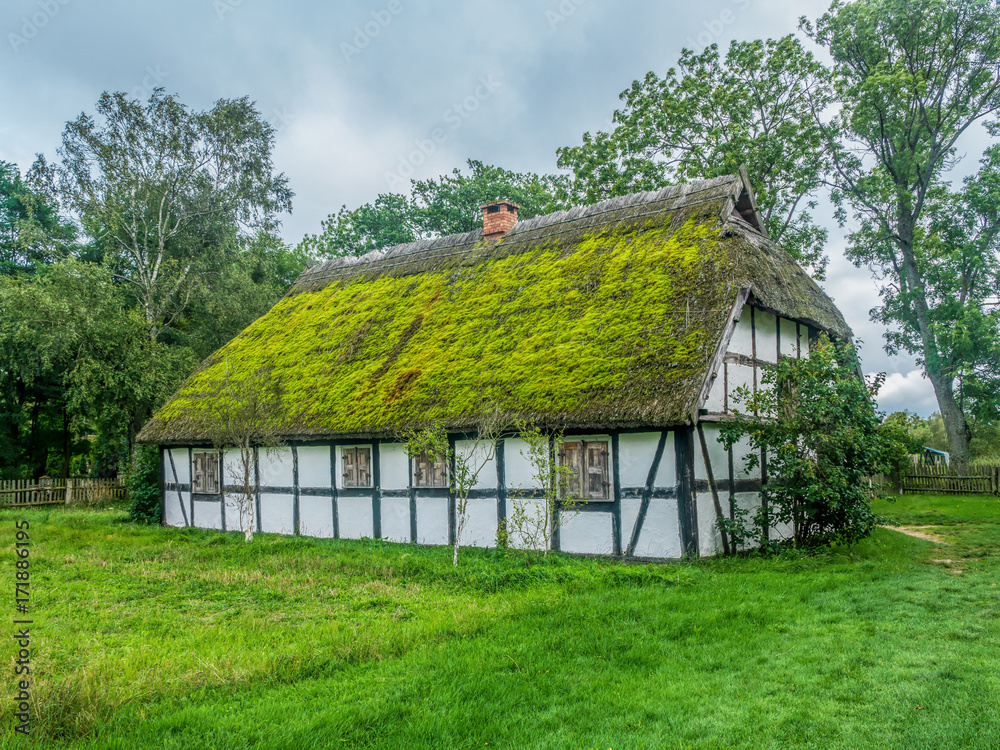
[2,495,999,749]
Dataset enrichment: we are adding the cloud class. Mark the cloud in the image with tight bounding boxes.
[874,369,938,417]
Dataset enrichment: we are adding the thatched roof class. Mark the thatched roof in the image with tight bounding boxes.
[138,173,850,445]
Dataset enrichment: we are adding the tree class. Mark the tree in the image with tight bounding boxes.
[803,0,1000,463]
[298,160,569,259]
[204,363,287,543]
[556,36,835,276]
[404,412,504,566]
[720,336,908,549]
[504,421,583,557]
[0,159,75,275]
[57,89,292,342]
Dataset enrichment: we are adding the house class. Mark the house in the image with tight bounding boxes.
[137,170,851,558]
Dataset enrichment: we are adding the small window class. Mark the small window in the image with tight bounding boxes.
[413,452,448,488]
[559,440,610,501]
[487,204,501,214]
[192,451,220,494]
[342,447,372,488]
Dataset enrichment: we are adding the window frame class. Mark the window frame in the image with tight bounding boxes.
[558,437,612,502]
[340,445,374,489]
[191,450,221,495]
[411,451,449,489]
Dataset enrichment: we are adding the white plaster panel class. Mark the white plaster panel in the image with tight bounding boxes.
[559,511,613,555]
[297,446,331,488]
[654,432,676,488]
[703,371,725,413]
[415,497,450,545]
[299,496,335,538]
[259,448,293,488]
[506,496,548,551]
[694,423,730,481]
[770,519,794,543]
[779,317,800,358]
[221,449,249,490]
[696,492,724,557]
[338,497,374,539]
[224,493,252,536]
[621,497,642,547]
[259,493,294,534]
[164,490,186,527]
[633,498,682,559]
[193,500,223,531]
[455,440,498,490]
[380,496,410,543]
[756,309,778,364]
[732,434,760,480]
[504,438,539,491]
[617,432,660,488]
[733,492,762,551]
[727,363,755,411]
[729,306,754,357]
[465,497,498,547]
[378,443,409,491]
[164,448,190,484]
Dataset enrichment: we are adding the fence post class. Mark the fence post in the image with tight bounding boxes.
[65,477,74,505]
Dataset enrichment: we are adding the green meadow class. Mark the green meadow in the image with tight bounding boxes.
[1,493,998,749]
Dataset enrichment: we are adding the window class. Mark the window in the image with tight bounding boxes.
[192,451,220,494]
[412,452,448,488]
[342,447,372,488]
[559,440,610,501]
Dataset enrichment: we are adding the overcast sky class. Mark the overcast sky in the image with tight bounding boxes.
[4,0,992,417]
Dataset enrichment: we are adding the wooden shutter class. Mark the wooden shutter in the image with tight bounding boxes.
[560,442,583,497]
[343,448,357,488]
[431,454,448,488]
[585,442,609,500]
[414,452,447,488]
[356,448,371,487]
[193,452,219,494]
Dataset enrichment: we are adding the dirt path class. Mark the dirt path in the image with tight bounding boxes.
[883,525,951,544]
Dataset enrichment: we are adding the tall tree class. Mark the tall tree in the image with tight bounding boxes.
[57,89,292,342]
[0,159,75,275]
[299,160,568,259]
[804,0,1000,463]
[556,36,835,276]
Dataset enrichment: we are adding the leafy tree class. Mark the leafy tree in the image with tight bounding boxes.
[720,336,907,549]
[299,160,569,259]
[204,362,287,543]
[57,89,292,342]
[125,444,161,524]
[803,0,1000,463]
[0,159,76,275]
[556,36,835,276]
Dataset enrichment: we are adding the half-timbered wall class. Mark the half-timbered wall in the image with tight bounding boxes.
[160,430,689,560]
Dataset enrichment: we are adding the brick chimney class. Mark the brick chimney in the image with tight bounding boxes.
[480,200,519,239]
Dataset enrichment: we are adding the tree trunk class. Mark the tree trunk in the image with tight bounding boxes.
[925,368,972,465]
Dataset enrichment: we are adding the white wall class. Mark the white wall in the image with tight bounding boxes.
[338,497,373,539]
[297,446,330,488]
[259,448,293,487]
[299,497,335,538]
[378,443,409,491]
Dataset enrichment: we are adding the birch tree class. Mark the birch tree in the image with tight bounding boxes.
[57,89,292,342]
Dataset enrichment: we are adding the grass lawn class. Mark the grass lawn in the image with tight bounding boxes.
[0,494,998,749]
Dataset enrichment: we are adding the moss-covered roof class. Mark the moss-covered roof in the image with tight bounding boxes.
[138,174,851,444]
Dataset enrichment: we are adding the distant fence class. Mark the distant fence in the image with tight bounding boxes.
[0,478,125,507]
[868,464,1000,496]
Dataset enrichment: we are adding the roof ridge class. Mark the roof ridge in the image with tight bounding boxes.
[296,174,742,285]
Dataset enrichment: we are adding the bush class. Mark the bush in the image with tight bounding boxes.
[125,444,160,524]
[720,335,908,550]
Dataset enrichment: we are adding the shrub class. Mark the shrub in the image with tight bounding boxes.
[125,444,160,524]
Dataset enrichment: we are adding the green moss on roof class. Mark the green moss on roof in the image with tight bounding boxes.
[139,175,851,444]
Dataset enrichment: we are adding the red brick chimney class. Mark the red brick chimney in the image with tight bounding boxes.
[480,200,519,239]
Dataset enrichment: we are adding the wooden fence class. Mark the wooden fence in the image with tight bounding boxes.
[0,478,125,507]
[902,464,1000,495]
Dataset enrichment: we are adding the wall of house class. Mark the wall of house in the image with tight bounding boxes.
[696,303,814,554]
[159,429,690,560]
